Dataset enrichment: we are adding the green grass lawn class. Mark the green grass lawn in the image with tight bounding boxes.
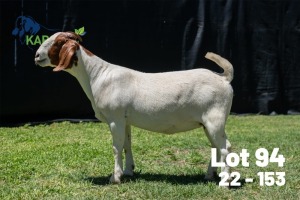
[0,115,299,199]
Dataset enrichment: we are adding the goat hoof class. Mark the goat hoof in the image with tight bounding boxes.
[204,171,219,182]
[109,174,122,184]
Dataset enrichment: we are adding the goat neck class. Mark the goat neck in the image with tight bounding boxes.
[65,46,108,122]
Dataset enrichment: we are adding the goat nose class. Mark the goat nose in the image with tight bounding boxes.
[35,53,40,58]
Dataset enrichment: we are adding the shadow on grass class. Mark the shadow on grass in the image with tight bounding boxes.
[85,172,246,189]
[125,172,209,185]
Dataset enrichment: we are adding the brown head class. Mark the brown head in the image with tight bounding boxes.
[35,32,83,71]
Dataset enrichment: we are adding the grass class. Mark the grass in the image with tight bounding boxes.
[0,115,299,199]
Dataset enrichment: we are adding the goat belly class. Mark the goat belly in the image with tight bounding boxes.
[126,106,202,134]
[129,117,201,134]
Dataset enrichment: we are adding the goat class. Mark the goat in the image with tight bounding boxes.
[35,32,234,185]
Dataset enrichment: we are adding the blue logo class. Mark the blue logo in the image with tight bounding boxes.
[12,15,86,51]
[12,15,59,47]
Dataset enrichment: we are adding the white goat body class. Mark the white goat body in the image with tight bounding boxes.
[93,63,232,134]
[35,32,233,185]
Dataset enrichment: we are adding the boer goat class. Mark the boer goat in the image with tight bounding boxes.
[35,32,234,185]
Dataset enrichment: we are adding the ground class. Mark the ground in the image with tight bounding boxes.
[0,115,299,199]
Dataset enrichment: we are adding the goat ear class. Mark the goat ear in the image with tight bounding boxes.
[53,40,79,72]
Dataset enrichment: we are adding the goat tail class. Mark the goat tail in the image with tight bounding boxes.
[205,52,234,82]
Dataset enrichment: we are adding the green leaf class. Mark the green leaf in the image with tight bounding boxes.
[78,27,85,35]
[74,27,86,36]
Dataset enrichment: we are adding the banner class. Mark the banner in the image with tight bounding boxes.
[1,0,299,125]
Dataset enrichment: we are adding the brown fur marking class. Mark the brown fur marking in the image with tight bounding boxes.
[48,32,85,71]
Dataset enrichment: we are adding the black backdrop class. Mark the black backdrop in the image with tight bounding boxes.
[1,0,300,125]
